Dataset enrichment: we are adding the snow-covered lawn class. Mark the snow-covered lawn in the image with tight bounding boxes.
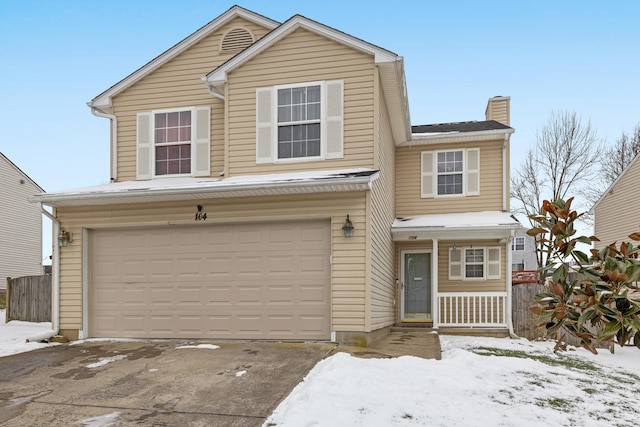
[264,336,640,427]
[1,312,638,426]
[0,309,57,357]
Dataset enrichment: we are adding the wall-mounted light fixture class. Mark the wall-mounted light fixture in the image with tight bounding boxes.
[452,243,457,251]
[58,227,72,247]
[341,215,354,238]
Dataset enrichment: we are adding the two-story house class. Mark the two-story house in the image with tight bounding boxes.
[1,152,44,290]
[34,6,519,344]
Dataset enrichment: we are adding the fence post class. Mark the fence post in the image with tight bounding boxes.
[5,277,10,324]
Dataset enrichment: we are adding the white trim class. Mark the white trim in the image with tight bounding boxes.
[399,128,514,147]
[205,15,398,86]
[90,6,279,109]
[400,249,433,321]
[80,228,89,339]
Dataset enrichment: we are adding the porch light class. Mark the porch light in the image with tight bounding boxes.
[452,243,457,251]
[342,215,354,238]
[58,227,72,247]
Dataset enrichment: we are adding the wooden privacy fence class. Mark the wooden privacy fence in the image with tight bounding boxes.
[511,281,547,340]
[6,275,52,323]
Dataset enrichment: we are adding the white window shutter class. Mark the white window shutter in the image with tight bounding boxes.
[487,247,501,279]
[325,80,343,159]
[466,148,480,196]
[136,112,153,180]
[449,248,462,280]
[193,106,211,177]
[421,151,434,198]
[256,87,273,164]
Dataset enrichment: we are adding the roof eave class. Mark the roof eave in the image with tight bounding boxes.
[397,128,515,147]
[90,6,279,109]
[391,224,521,241]
[32,174,378,207]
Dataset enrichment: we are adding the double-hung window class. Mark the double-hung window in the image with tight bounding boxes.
[421,148,480,198]
[136,106,210,180]
[277,85,321,159]
[511,237,525,251]
[256,80,343,163]
[449,246,501,280]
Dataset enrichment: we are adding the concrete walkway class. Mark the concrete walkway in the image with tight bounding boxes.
[340,331,442,360]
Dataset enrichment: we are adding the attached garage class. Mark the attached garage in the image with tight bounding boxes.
[89,219,331,340]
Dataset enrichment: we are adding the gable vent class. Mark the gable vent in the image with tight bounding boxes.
[220,28,254,52]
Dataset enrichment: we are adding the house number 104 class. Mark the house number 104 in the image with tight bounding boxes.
[195,205,207,221]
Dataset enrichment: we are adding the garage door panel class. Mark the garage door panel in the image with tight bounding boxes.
[90,220,330,340]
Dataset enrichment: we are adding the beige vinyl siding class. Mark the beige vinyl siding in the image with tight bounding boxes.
[55,192,368,333]
[226,28,375,176]
[437,241,506,293]
[0,157,43,290]
[368,85,396,330]
[594,158,640,250]
[395,139,505,216]
[112,17,272,181]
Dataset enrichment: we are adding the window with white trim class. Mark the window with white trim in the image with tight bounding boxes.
[421,148,480,198]
[449,246,501,280]
[136,106,210,180]
[512,262,525,270]
[256,80,343,164]
[511,237,525,251]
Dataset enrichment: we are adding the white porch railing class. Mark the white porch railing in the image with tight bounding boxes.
[436,292,508,327]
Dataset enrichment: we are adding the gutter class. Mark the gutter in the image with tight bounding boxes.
[38,203,60,339]
[506,232,519,339]
[89,106,118,182]
[34,173,378,207]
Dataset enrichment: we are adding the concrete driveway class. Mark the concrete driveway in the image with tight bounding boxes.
[0,340,336,426]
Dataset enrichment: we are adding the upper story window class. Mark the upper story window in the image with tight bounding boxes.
[154,110,191,175]
[437,151,463,195]
[136,107,210,180]
[511,237,525,251]
[277,85,321,159]
[449,246,501,281]
[256,80,343,164]
[421,148,480,198]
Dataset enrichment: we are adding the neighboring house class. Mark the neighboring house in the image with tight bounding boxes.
[1,152,44,290]
[510,228,537,271]
[34,6,519,343]
[592,152,640,250]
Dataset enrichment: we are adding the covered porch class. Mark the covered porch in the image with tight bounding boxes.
[392,211,522,334]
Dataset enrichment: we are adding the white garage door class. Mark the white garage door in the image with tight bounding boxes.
[89,220,330,340]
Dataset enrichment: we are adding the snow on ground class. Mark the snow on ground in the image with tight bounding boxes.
[264,336,640,427]
[0,309,57,357]
[2,312,639,426]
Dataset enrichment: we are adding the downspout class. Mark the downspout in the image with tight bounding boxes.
[90,106,118,182]
[39,203,60,338]
[502,133,508,212]
[506,232,519,338]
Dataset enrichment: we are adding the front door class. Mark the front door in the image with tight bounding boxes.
[401,251,431,321]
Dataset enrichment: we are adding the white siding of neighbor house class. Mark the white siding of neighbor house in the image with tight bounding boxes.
[0,154,43,289]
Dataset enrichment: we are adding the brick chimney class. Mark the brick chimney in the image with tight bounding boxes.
[485,96,510,126]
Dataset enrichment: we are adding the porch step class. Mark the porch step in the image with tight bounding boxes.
[391,323,433,333]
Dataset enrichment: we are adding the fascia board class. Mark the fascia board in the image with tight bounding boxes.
[397,128,515,147]
[391,224,520,241]
[31,174,378,207]
[90,6,279,109]
[206,15,399,85]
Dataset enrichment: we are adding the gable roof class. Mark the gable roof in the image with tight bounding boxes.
[591,151,640,213]
[204,13,411,143]
[0,152,44,192]
[88,6,279,112]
